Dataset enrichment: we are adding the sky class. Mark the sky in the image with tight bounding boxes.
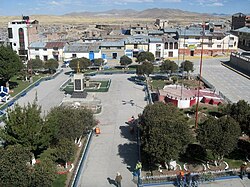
[0,0,249,16]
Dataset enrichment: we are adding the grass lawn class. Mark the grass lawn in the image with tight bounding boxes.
[150,80,171,90]
[52,174,67,187]
[9,75,43,97]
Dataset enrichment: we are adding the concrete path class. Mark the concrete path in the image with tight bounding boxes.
[78,74,147,187]
[15,67,71,114]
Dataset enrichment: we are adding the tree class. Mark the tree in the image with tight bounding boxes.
[69,57,91,72]
[30,158,57,187]
[46,106,96,144]
[120,55,132,66]
[0,45,23,86]
[44,59,59,74]
[160,59,178,73]
[0,145,31,187]
[224,100,250,136]
[55,138,76,168]
[137,51,155,63]
[197,116,241,162]
[136,61,154,76]
[180,60,193,79]
[92,58,104,66]
[27,59,44,71]
[0,102,51,154]
[140,102,192,168]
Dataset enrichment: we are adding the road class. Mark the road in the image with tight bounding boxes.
[77,74,147,187]
[190,57,250,103]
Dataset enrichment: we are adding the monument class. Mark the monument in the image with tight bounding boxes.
[71,62,88,98]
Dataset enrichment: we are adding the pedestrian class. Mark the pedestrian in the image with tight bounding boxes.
[240,162,247,179]
[115,172,122,187]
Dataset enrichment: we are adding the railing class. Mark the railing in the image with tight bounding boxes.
[231,52,250,62]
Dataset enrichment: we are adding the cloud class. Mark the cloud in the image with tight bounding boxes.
[48,1,61,5]
[208,2,223,6]
[195,0,224,7]
[163,0,181,2]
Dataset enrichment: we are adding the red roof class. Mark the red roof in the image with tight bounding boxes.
[45,42,65,48]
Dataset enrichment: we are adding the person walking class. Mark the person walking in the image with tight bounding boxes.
[115,172,122,187]
[240,162,247,179]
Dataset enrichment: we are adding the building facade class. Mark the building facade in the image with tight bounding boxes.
[99,41,125,63]
[8,16,39,61]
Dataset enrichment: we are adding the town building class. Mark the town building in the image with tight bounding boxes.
[178,27,238,57]
[99,41,125,63]
[232,13,246,30]
[233,27,250,51]
[124,35,149,58]
[8,16,39,61]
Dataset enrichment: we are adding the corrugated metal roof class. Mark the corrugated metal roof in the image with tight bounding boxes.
[100,41,124,47]
[149,37,163,43]
[64,43,100,53]
[29,42,46,48]
[148,30,164,35]
[235,26,250,33]
[45,42,66,48]
[125,35,149,44]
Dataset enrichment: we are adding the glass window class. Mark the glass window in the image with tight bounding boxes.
[217,45,221,48]
[164,42,168,49]
[169,42,173,49]
[8,28,13,38]
[174,42,178,49]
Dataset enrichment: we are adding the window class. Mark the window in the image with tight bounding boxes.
[164,42,168,49]
[134,44,138,49]
[174,42,178,49]
[35,55,39,59]
[8,28,13,38]
[229,45,233,48]
[35,48,39,51]
[208,44,212,48]
[169,42,173,49]
[168,51,173,57]
[44,55,48,61]
[18,28,25,50]
[53,47,58,50]
[197,44,201,48]
[184,36,189,39]
[13,43,16,46]
[183,44,188,47]
[208,37,212,41]
[195,37,200,40]
[106,47,110,49]
[117,47,122,49]
[217,45,222,48]
[217,37,222,40]
[72,54,77,58]
[112,53,117,59]
[230,37,234,41]
[43,48,47,51]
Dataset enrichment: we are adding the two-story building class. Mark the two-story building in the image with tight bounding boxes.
[178,27,238,57]
[99,41,125,63]
[124,35,149,58]
[233,26,250,51]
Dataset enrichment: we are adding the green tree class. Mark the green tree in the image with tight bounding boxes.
[27,59,44,71]
[92,58,104,66]
[224,100,250,136]
[0,46,23,86]
[69,57,91,72]
[180,60,194,79]
[30,158,57,187]
[120,55,132,66]
[0,103,51,154]
[55,138,76,168]
[136,61,154,76]
[0,145,31,187]
[46,106,96,144]
[140,102,192,168]
[197,116,241,162]
[137,51,155,63]
[161,59,178,73]
[44,59,59,74]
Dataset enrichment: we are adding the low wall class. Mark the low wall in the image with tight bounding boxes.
[229,53,250,75]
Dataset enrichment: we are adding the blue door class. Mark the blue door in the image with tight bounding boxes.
[102,53,106,59]
[89,51,94,61]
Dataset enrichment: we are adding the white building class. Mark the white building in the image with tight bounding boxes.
[8,16,39,61]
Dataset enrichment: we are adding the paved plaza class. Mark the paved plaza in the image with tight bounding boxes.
[77,74,147,187]
[190,57,250,103]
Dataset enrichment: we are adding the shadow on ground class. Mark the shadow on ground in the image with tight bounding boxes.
[119,124,137,142]
[118,142,138,172]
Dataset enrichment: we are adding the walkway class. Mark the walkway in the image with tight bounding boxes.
[77,74,147,187]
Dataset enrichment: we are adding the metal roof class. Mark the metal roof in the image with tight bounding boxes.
[235,26,250,33]
[125,35,149,44]
[100,41,124,47]
[45,42,66,48]
[149,37,163,43]
[29,42,46,48]
[64,43,100,53]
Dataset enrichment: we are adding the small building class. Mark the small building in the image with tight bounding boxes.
[130,24,148,36]
[99,41,125,63]
[124,35,149,58]
[162,37,179,58]
[29,42,47,61]
[233,27,250,51]
[64,43,101,61]
[149,37,163,58]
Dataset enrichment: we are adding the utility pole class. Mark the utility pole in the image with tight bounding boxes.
[195,23,205,129]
